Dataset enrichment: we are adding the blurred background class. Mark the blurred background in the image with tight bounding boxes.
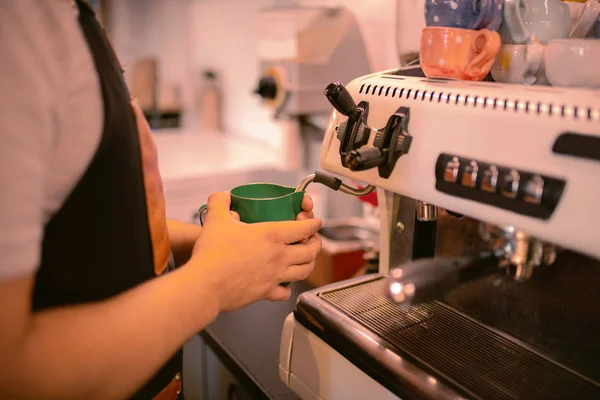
[94,0,402,222]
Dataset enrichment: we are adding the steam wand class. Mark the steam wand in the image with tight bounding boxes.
[296,171,375,197]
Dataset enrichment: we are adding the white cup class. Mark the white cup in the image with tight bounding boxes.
[569,0,600,38]
[491,43,547,85]
[566,1,586,29]
[545,39,600,88]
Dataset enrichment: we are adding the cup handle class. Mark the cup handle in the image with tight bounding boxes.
[197,204,208,226]
[504,0,530,43]
[522,43,544,85]
[465,30,501,80]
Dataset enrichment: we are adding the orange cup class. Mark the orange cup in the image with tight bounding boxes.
[420,27,501,81]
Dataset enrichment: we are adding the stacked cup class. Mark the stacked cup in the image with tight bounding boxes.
[420,0,504,81]
[491,0,572,85]
[543,0,600,88]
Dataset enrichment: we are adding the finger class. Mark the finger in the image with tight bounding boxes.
[301,194,314,212]
[284,233,321,265]
[270,218,322,244]
[229,211,240,221]
[206,191,232,217]
[282,262,315,282]
[296,211,315,221]
[266,285,292,302]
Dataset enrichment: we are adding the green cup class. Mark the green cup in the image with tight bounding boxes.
[198,183,305,287]
[198,183,304,224]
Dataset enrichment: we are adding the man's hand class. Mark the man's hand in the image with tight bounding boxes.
[297,193,316,221]
[187,191,322,313]
[168,193,318,265]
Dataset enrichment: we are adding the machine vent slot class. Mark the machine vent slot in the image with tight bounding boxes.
[319,278,600,400]
[357,84,599,121]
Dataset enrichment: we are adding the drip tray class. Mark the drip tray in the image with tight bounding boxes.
[295,277,600,400]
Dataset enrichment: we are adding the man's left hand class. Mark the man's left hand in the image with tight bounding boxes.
[297,193,316,221]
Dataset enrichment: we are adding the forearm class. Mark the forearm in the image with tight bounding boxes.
[3,266,218,400]
[167,219,202,266]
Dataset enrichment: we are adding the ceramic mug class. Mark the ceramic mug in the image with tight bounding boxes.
[569,0,600,38]
[420,27,502,81]
[425,0,505,30]
[545,38,600,88]
[566,1,586,29]
[499,0,571,44]
[491,43,547,84]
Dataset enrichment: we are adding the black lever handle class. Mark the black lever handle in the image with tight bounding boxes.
[388,250,506,305]
[325,81,359,119]
[345,147,386,171]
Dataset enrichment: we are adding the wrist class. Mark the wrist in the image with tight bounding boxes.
[175,262,221,331]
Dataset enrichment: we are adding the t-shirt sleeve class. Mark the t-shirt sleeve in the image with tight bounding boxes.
[0,3,55,281]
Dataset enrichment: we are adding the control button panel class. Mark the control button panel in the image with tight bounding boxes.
[435,153,566,220]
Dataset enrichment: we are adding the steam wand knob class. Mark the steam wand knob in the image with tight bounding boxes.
[345,147,386,171]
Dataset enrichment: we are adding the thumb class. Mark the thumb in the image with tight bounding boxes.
[206,191,232,216]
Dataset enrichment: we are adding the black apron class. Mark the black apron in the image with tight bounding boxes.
[32,1,182,398]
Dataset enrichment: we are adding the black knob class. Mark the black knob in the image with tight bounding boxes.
[325,81,359,119]
[254,76,278,100]
[345,147,386,171]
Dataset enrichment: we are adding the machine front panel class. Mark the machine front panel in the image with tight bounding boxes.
[320,72,600,259]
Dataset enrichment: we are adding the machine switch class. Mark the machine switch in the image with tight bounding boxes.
[523,175,544,205]
[461,161,479,188]
[444,157,460,183]
[501,169,520,199]
[481,165,499,193]
[325,81,371,167]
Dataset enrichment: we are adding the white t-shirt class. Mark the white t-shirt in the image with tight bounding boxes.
[0,1,103,280]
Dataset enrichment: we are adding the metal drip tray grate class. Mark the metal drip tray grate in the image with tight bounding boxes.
[319,278,600,400]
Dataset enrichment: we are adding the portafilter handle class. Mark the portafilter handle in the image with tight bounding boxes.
[388,250,507,305]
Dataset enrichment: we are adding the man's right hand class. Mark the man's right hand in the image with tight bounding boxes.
[188,191,322,313]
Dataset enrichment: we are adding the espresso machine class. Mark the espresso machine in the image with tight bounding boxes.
[279,67,600,399]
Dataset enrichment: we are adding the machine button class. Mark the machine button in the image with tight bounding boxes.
[481,165,499,193]
[501,169,520,199]
[444,157,460,183]
[523,175,545,204]
[461,161,479,188]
